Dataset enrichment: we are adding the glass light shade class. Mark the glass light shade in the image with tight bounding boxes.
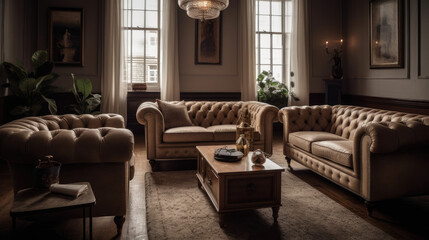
[178,0,229,21]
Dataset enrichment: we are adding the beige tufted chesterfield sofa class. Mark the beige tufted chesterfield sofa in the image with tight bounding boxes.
[0,114,134,233]
[279,105,429,214]
[136,101,279,170]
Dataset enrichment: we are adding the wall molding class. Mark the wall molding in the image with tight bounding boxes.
[310,93,429,115]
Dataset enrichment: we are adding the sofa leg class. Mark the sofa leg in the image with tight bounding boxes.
[285,156,293,171]
[149,159,158,172]
[114,216,126,235]
[364,201,375,217]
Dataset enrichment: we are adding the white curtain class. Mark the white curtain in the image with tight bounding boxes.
[160,0,180,101]
[238,0,257,101]
[290,0,310,105]
[101,0,128,119]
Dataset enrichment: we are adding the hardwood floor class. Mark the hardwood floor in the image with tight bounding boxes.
[0,134,428,239]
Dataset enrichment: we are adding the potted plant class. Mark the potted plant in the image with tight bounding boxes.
[69,73,101,114]
[1,50,58,117]
[256,70,299,109]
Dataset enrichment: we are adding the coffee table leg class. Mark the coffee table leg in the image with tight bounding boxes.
[272,207,279,222]
[83,207,86,240]
[219,213,225,228]
[197,180,202,188]
[89,206,93,240]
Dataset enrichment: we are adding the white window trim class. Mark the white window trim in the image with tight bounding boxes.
[124,0,161,91]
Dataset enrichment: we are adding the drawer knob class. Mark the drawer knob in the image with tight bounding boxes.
[246,183,256,193]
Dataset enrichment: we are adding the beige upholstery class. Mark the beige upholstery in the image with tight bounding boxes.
[289,131,346,152]
[0,114,135,218]
[136,101,278,163]
[279,105,429,202]
[312,141,353,168]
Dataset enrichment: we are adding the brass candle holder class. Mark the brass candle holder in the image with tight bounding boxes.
[236,107,254,151]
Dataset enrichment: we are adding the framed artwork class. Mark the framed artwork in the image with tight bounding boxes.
[49,8,84,66]
[195,16,221,65]
[369,0,403,68]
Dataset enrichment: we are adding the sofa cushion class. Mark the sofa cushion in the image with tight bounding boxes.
[289,131,346,152]
[157,100,193,129]
[163,126,213,143]
[311,140,353,168]
[207,125,261,142]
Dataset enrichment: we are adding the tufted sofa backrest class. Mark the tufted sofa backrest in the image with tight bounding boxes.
[182,101,243,128]
[0,114,125,132]
[330,105,429,140]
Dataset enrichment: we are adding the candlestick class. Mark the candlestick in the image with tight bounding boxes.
[340,39,343,46]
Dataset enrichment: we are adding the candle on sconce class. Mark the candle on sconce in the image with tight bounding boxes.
[325,41,328,49]
[340,39,343,46]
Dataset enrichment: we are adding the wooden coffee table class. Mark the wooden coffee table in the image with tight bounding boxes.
[196,145,284,227]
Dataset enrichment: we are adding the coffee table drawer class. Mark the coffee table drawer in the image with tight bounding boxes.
[205,164,219,203]
[225,174,276,208]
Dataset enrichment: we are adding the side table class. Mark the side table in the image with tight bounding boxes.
[10,182,96,240]
[323,78,342,105]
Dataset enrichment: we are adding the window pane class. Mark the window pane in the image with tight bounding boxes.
[132,10,145,28]
[273,65,282,82]
[146,30,158,58]
[273,34,282,49]
[132,30,145,57]
[260,49,271,64]
[259,1,270,15]
[285,1,293,15]
[261,65,271,72]
[146,0,158,10]
[273,49,282,65]
[132,0,145,10]
[260,34,270,49]
[272,16,282,32]
[285,16,292,32]
[258,15,270,32]
[123,10,132,27]
[271,1,282,15]
[146,11,158,28]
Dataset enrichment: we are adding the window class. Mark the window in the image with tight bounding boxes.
[124,0,160,89]
[255,0,292,84]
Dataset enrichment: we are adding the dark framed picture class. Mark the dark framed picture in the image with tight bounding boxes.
[370,0,403,68]
[195,16,221,65]
[49,8,84,66]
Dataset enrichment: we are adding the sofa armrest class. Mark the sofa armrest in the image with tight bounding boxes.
[136,101,164,160]
[278,105,332,144]
[1,128,134,164]
[244,101,279,154]
[354,121,429,154]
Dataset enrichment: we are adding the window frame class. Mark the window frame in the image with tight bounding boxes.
[255,0,292,84]
[123,0,161,91]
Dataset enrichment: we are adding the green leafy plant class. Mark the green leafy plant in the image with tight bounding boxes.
[256,70,299,109]
[70,73,101,114]
[1,50,58,116]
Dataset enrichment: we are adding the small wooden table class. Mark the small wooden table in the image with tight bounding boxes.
[196,145,284,227]
[10,182,96,240]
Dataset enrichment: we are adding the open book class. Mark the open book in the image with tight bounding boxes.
[49,183,88,198]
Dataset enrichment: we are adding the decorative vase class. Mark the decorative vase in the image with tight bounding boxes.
[251,149,267,166]
[34,155,61,188]
[236,107,254,151]
[331,57,343,79]
[236,134,249,156]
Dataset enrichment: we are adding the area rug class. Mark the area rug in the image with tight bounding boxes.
[145,169,393,240]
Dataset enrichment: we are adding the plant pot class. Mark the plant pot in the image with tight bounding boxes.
[34,158,61,188]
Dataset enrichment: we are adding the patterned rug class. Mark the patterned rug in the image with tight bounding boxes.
[145,167,392,240]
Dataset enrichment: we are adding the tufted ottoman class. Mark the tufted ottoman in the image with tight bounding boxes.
[136,101,279,170]
[0,114,135,234]
[279,105,429,214]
